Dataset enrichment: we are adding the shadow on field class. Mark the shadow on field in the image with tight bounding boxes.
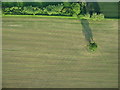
[86,2,101,17]
[80,19,93,44]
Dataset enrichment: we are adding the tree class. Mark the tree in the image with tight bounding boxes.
[44,4,63,15]
[88,42,98,51]
[72,3,81,16]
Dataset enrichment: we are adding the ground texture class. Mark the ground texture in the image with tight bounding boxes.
[2,16,118,88]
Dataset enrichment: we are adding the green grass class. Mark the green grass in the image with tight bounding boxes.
[3,14,119,20]
[2,14,77,19]
[2,16,118,88]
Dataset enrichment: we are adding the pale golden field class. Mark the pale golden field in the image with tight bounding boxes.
[2,16,118,88]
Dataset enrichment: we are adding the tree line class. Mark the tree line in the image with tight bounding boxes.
[2,2,104,19]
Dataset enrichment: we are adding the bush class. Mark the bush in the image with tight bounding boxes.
[3,7,22,15]
[61,7,73,16]
[88,42,98,51]
[91,13,104,20]
[84,13,90,19]
[22,6,33,15]
[98,13,104,19]
[61,3,81,16]
[11,7,22,15]
[82,13,104,20]
[71,3,81,16]
[2,8,10,14]
[72,13,78,17]
[32,7,43,15]
[54,4,64,13]
[44,4,63,15]
[22,6,42,15]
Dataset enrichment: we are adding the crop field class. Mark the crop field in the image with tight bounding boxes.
[2,16,118,88]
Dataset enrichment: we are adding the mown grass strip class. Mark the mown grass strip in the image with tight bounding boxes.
[2,15,119,20]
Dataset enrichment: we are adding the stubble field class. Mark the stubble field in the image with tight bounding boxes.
[2,16,118,88]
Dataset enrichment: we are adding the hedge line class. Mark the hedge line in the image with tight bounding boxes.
[2,2,104,20]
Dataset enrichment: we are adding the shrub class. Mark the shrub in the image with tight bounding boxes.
[11,7,22,15]
[71,3,81,16]
[61,7,73,16]
[22,6,42,15]
[3,7,22,15]
[61,3,81,16]
[22,6,33,15]
[32,7,43,15]
[91,13,104,20]
[72,13,78,17]
[61,2,73,15]
[54,4,64,13]
[44,4,63,15]
[77,15,84,19]
[98,13,104,19]
[91,13,98,20]
[2,8,10,14]
[84,13,90,19]
[88,42,98,51]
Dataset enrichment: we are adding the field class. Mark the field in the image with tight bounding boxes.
[2,16,118,88]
